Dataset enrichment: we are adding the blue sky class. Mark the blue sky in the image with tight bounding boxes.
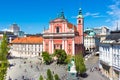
[0,0,120,34]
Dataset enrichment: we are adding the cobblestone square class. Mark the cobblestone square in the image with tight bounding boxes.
[6,57,68,80]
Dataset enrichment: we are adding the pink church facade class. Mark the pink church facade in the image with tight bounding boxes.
[43,9,84,55]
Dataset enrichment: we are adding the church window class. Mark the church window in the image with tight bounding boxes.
[79,20,81,24]
[60,45,62,49]
[56,27,59,33]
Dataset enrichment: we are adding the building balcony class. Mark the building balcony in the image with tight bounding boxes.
[43,33,75,38]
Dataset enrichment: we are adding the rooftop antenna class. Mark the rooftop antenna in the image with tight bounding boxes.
[116,21,119,31]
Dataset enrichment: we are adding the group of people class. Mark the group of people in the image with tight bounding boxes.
[7,58,68,80]
[90,66,101,72]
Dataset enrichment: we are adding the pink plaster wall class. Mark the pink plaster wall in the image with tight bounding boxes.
[44,39,49,52]
[43,17,84,55]
[77,18,83,44]
[67,38,73,55]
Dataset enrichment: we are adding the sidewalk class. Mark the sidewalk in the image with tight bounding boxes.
[84,55,109,80]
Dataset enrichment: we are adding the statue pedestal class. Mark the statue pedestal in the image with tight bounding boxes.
[70,61,77,73]
[70,65,77,73]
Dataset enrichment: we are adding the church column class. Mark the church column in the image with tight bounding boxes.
[49,39,51,54]
[62,23,65,33]
[65,38,67,54]
[52,38,54,53]
[62,38,65,50]
[65,24,67,32]
[72,38,75,55]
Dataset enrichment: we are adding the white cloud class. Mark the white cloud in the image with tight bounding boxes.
[107,11,114,15]
[84,12,105,18]
[107,0,120,30]
[2,28,11,32]
[105,19,111,22]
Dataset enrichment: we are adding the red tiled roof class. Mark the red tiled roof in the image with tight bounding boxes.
[67,23,77,31]
[11,36,43,44]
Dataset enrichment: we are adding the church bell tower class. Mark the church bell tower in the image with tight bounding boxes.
[77,8,84,44]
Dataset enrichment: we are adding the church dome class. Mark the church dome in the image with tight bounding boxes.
[85,28,93,31]
[89,31,96,36]
[77,8,83,18]
[77,15,83,18]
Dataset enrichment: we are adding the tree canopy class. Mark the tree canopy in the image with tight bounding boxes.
[47,69,54,80]
[39,75,44,80]
[42,51,52,65]
[75,53,86,77]
[54,49,67,64]
[54,74,60,80]
[0,33,9,61]
[64,54,72,64]
[0,33,9,80]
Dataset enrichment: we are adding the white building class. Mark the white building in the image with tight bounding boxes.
[10,36,43,58]
[99,30,120,80]
[9,23,20,35]
[93,26,109,42]
[84,28,100,52]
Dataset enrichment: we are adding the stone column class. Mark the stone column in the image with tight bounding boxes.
[65,38,67,53]
[62,38,65,50]
[72,38,75,55]
[49,39,51,54]
[52,38,54,53]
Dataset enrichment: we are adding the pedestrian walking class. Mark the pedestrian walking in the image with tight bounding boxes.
[31,65,33,68]
[22,76,24,79]
[8,76,12,80]
[90,67,92,72]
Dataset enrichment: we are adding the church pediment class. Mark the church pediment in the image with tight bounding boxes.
[50,18,67,23]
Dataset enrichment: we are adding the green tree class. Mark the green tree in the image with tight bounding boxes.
[0,33,9,61]
[0,61,8,80]
[64,54,72,64]
[47,69,54,80]
[54,49,67,64]
[54,74,60,80]
[75,53,86,77]
[42,51,52,65]
[39,75,44,80]
[0,33,9,80]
